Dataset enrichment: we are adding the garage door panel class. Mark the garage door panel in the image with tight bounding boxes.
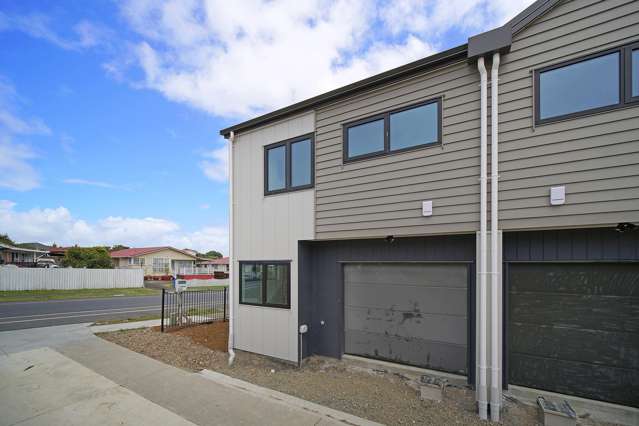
[510,323,638,369]
[346,306,467,345]
[508,262,639,407]
[510,263,639,297]
[510,294,639,333]
[509,353,639,407]
[346,263,468,288]
[344,263,469,374]
[346,329,467,374]
[346,283,467,315]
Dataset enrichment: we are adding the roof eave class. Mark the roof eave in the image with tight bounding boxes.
[220,43,468,137]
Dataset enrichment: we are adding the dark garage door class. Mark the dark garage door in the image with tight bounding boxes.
[508,262,639,407]
[344,263,469,374]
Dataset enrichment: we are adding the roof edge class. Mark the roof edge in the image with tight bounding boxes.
[220,43,468,137]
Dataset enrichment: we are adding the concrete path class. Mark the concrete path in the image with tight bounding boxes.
[0,323,377,425]
[0,347,194,426]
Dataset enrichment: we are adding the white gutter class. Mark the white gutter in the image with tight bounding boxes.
[490,51,501,422]
[227,130,236,365]
[477,56,489,421]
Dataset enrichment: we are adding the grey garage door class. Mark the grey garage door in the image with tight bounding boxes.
[508,263,639,407]
[344,263,468,374]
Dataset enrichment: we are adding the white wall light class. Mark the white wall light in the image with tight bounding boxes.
[550,186,565,205]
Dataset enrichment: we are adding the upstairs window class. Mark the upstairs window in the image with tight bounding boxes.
[536,43,639,124]
[264,134,314,195]
[627,43,639,102]
[343,98,441,162]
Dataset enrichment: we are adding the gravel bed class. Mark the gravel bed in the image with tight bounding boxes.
[98,324,615,426]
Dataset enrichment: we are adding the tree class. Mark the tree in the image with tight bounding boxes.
[199,250,223,259]
[0,234,15,246]
[61,247,113,269]
[110,244,130,252]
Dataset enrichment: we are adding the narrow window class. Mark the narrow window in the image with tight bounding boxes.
[266,145,286,192]
[291,138,312,187]
[264,134,314,195]
[390,101,439,151]
[239,261,290,308]
[240,263,263,304]
[631,47,639,99]
[346,118,385,159]
[536,51,621,123]
[343,98,442,162]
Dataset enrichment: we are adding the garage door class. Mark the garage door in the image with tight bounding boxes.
[508,262,639,407]
[344,263,469,374]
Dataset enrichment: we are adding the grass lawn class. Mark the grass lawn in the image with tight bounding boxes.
[0,287,160,303]
[186,285,227,291]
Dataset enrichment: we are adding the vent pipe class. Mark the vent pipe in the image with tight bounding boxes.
[477,56,489,421]
[490,51,501,422]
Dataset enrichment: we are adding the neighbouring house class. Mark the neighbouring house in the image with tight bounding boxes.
[221,0,639,420]
[110,247,197,277]
[0,243,48,267]
[196,257,229,274]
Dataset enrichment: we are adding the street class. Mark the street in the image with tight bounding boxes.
[0,295,161,331]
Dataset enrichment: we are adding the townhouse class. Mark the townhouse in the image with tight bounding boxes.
[220,0,639,421]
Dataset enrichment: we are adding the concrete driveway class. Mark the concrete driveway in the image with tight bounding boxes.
[0,323,377,426]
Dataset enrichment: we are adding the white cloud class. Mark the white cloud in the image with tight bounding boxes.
[111,0,534,119]
[63,178,128,190]
[199,144,228,182]
[0,201,228,253]
[0,76,51,191]
[0,12,112,51]
[0,136,40,191]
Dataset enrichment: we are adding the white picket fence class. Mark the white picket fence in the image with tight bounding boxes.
[0,267,144,291]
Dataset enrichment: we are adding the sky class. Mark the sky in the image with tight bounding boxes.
[0,0,534,254]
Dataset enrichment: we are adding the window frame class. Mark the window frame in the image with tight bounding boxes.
[263,134,315,196]
[534,46,627,125]
[342,97,442,163]
[624,41,639,104]
[238,260,291,309]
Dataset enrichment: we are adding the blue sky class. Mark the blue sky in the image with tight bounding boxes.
[0,0,532,253]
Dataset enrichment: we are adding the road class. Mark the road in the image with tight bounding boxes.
[0,295,162,332]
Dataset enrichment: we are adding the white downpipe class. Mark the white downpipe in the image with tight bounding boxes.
[490,51,501,422]
[227,130,236,365]
[477,56,489,421]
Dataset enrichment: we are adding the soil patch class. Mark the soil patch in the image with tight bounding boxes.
[98,324,615,426]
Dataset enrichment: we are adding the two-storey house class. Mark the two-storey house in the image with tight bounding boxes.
[221,0,639,421]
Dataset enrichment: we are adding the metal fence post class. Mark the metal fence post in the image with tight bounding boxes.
[161,288,165,332]
[223,287,227,321]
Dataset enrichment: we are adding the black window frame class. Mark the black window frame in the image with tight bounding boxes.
[534,43,639,125]
[342,97,442,163]
[624,41,639,104]
[264,134,314,196]
[239,261,291,309]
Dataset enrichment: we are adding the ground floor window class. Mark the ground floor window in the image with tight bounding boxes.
[152,257,170,274]
[239,261,290,308]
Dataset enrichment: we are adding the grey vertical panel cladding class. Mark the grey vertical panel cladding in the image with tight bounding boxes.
[498,0,639,230]
[344,263,468,374]
[298,234,475,380]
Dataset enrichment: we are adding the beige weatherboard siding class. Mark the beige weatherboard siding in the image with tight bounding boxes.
[496,0,639,230]
[314,0,639,240]
[232,111,315,363]
[315,59,482,239]
[114,248,196,275]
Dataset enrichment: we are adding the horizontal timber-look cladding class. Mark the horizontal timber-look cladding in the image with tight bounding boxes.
[314,58,481,240]
[496,0,639,231]
[313,0,639,240]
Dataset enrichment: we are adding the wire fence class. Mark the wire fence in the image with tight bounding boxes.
[161,287,228,332]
